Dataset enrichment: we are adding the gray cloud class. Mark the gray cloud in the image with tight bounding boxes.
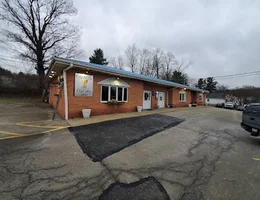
[72,0,260,87]
[1,0,260,88]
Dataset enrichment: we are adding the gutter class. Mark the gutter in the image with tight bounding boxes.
[63,63,74,120]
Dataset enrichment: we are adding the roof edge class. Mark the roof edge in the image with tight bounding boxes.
[50,56,209,93]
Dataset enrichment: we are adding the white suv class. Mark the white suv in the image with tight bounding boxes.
[224,102,234,109]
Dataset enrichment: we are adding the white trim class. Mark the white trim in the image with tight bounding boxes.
[63,63,74,120]
[179,91,186,102]
[143,90,152,109]
[121,87,124,102]
[108,86,111,101]
[157,92,165,108]
[199,93,203,101]
[100,85,128,103]
[116,87,118,101]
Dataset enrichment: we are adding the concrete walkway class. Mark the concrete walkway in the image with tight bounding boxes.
[67,106,207,127]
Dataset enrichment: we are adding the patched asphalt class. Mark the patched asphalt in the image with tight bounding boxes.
[98,176,170,200]
[69,114,184,162]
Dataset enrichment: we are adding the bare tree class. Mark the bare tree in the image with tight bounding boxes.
[117,55,124,70]
[216,84,229,91]
[161,52,175,80]
[152,48,164,78]
[110,55,124,70]
[139,48,150,74]
[174,59,193,72]
[110,57,117,68]
[125,44,139,73]
[0,0,83,88]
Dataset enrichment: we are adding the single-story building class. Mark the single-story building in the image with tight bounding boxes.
[206,92,225,106]
[45,57,208,120]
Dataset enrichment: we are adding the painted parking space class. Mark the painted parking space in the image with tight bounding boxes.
[0,120,69,140]
[0,101,70,141]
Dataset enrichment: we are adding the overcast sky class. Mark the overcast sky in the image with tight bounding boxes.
[1,0,260,88]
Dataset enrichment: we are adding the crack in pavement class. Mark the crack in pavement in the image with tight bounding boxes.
[0,121,240,200]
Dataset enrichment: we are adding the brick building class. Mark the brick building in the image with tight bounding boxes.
[45,57,208,120]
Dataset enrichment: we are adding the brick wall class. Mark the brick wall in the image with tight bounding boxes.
[143,83,168,108]
[196,93,206,106]
[48,68,206,119]
[66,69,145,118]
[167,88,205,107]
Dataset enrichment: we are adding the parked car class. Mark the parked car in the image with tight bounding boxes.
[237,105,246,111]
[241,103,260,136]
[215,103,224,108]
[224,102,235,109]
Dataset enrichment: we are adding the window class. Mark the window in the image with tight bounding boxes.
[111,87,116,100]
[179,91,186,102]
[101,86,128,102]
[101,86,109,101]
[199,94,203,101]
[245,105,260,115]
[118,87,123,101]
[123,88,128,101]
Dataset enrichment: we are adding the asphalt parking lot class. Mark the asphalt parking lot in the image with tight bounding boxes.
[0,101,260,200]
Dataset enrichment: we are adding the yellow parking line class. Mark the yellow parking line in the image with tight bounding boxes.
[0,127,67,141]
[0,135,19,140]
[29,127,66,135]
[18,119,52,124]
[253,158,260,161]
[0,130,25,136]
[16,122,68,129]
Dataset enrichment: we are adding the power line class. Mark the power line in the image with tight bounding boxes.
[214,70,260,78]
[196,70,260,79]
[216,73,260,80]
[0,56,29,63]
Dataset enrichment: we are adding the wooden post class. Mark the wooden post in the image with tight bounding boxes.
[52,82,64,120]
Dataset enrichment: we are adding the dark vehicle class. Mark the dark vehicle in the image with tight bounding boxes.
[215,103,224,108]
[241,103,260,136]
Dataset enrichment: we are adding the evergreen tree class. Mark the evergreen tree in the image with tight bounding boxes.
[171,70,189,85]
[196,78,206,89]
[89,48,109,65]
[205,77,218,92]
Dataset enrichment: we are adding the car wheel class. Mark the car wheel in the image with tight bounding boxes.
[251,132,259,137]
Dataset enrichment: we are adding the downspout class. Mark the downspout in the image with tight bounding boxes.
[63,63,74,120]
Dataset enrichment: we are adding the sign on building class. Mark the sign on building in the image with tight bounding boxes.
[75,73,93,96]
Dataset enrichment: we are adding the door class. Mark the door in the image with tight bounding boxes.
[143,90,151,109]
[157,92,165,108]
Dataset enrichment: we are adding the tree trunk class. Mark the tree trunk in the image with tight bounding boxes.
[37,60,45,91]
